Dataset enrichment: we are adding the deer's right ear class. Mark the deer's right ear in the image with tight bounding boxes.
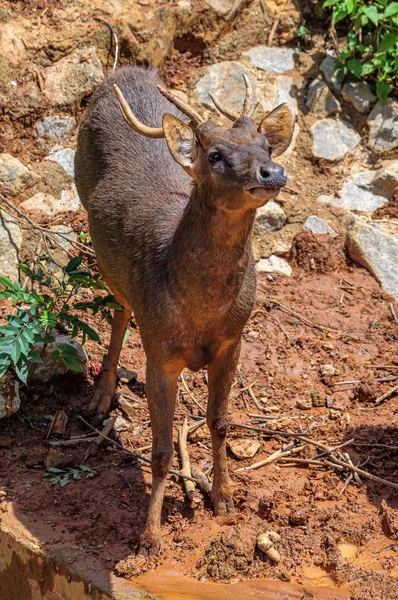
[162,113,196,179]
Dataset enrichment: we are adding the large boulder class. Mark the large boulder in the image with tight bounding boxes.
[347,217,398,301]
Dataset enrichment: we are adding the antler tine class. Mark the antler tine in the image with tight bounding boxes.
[241,74,256,118]
[114,84,164,138]
[208,92,238,122]
[156,86,204,126]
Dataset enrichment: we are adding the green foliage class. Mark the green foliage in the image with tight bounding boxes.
[322,0,398,102]
[44,464,97,487]
[0,256,123,384]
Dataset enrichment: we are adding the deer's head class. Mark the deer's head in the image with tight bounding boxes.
[114,75,295,210]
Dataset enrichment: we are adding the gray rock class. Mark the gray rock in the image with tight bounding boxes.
[43,47,103,107]
[306,79,340,117]
[113,415,130,432]
[59,183,81,212]
[204,0,234,15]
[0,153,40,196]
[243,46,296,74]
[28,333,88,383]
[254,201,286,235]
[195,62,257,114]
[19,192,59,220]
[45,148,75,178]
[317,194,335,205]
[371,160,398,197]
[0,210,22,280]
[36,116,76,142]
[274,75,299,113]
[368,100,398,152]
[311,119,361,161]
[256,255,292,277]
[334,171,388,212]
[48,225,78,254]
[319,55,342,91]
[341,81,376,114]
[0,373,20,419]
[347,217,398,301]
[304,215,336,236]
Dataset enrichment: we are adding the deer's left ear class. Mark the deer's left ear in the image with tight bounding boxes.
[259,104,295,156]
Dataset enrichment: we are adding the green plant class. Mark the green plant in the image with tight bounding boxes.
[0,256,122,383]
[322,0,398,102]
[44,464,97,487]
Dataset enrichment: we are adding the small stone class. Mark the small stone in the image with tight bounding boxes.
[194,61,257,114]
[44,448,73,470]
[28,333,88,383]
[341,81,376,114]
[317,194,335,205]
[311,119,360,161]
[228,438,261,460]
[347,217,398,301]
[332,170,389,213]
[45,148,75,178]
[320,364,336,377]
[243,46,296,73]
[117,368,137,384]
[59,184,81,212]
[257,533,273,552]
[296,397,312,410]
[0,210,23,281]
[368,100,398,152]
[310,390,325,407]
[304,216,336,236]
[116,396,136,420]
[36,116,76,142]
[267,530,281,543]
[306,79,340,117]
[25,446,47,467]
[0,373,20,419]
[254,201,286,235]
[319,54,342,91]
[289,507,309,525]
[204,0,235,15]
[113,415,130,432]
[0,153,40,196]
[20,192,59,221]
[256,256,292,277]
[371,160,398,197]
[43,47,103,107]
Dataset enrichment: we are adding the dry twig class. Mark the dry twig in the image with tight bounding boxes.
[261,297,341,335]
[374,383,398,406]
[179,417,201,505]
[180,372,206,415]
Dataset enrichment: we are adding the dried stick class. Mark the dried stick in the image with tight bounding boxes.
[375,383,398,406]
[180,372,206,415]
[261,297,340,334]
[78,415,201,484]
[247,383,264,412]
[391,304,398,325]
[339,473,353,497]
[179,417,201,505]
[49,437,96,447]
[84,416,116,460]
[236,443,305,472]
[191,466,212,495]
[267,18,280,46]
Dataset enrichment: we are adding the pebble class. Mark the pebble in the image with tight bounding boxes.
[306,79,340,117]
[228,438,261,460]
[44,448,73,470]
[332,170,389,213]
[368,100,398,152]
[117,368,137,384]
[311,119,361,161]
[319,54,342,91]
[319,364,336,377]
[296,397,312,410]
[303,215,336,236]
[256,256,292,277]
[45,148,75,178]
[36,116,76,142]
[311,390,325,407]
[341,81,376,114]
[289,507,309,525]
[243,46,297,74]
[254,201,286,235]
[0,373,20,420]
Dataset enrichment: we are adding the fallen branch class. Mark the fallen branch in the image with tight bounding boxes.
[236,442,304,472]
[180,372,206,415]
[374,383,398,406]
[84,416,116,460]
[260,297,340,335]
[191,466,212,495]
[179,417,201,506]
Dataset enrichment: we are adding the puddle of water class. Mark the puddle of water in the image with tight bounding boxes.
[338,543,358,560]
[301,566,335,588]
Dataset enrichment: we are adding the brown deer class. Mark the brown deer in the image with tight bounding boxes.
[74,66,294,555]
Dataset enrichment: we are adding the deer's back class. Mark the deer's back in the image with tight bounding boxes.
[75,67,192,304]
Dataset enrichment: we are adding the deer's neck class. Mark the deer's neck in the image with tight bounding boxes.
[168,186,256,310]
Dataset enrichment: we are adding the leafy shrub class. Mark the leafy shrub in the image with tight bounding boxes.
[0,256,121,383]
[322,0,398,102]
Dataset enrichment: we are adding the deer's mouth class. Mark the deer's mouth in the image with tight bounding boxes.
[246,187,281,199]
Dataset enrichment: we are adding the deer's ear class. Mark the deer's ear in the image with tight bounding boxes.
[163,113,196,178]
[259,104,295,157]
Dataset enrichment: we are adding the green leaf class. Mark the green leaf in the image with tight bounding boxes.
[46,467,66,474]
[333,6,349,23]
[27,350,43,364]
[64,256,83,274]
[346,31,358,50]
[347,57,362,78]
[14,356,29,383]
[340,49,352,61]
[79,465,96,474]
[379,33,398,52]
[362,5,379,25]
[10,339,22,365]
[323,0,337,6]
[345,0,356,14]
[384,2,398,17]
[122,329,130,347]
[0,356,11,379]
[376,80,392,104]
[0,276,14,289]
[49,350,61,361]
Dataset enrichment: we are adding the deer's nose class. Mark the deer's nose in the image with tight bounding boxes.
[258,164,287,188]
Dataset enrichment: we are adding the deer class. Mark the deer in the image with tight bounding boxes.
[74,66,295,556]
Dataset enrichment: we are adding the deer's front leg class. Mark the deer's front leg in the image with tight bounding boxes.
[207,339,241,516]
[138,361,178,556]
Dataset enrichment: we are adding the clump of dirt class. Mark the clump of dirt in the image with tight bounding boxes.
[353,379,383,403]
[291,232,348,273]
[381,500,398,541]
[373,188,398,220]
[198,515,266,580]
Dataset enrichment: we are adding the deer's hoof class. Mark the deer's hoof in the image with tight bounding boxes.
[138,531,162,556]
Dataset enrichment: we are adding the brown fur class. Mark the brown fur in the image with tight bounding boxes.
[74,66,294,555]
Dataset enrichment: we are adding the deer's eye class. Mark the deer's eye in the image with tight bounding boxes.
[209,151,222,163]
